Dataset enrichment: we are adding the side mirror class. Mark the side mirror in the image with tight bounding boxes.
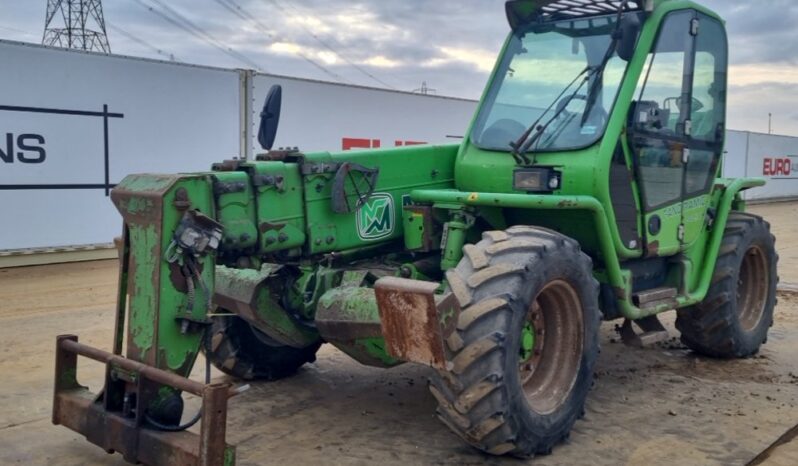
[257,85,282,151]
[616,14,641,62]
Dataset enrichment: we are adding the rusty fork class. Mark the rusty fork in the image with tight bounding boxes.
[53,335,240,466]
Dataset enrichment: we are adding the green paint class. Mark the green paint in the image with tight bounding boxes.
[403,210,426,251]
[520,322,535,363]
[318,287,379,322]
[440,214,470,271]
[316,284,400,368]
[359,337,401,366]
[251,282,319,348]
[302,144,457,255]
[249,162,307,254]
[335,338,402,368]
[114,174,215,373]
[411,179,762,320]
[128,224,159,358]
[224,447,236,466]
[125,197,154,216]
[215,172,258,253]
[215,265,320,348]
[116,174,175,193]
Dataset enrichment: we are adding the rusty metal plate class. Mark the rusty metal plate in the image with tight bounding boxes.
[375,277,450,370]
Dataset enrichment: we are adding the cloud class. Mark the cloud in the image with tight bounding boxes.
[363,55,402,68]
[431,46,497,73]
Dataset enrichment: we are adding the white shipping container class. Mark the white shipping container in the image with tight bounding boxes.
[0,41,241,250]
[722,130,749,180]
[744,132,798,201]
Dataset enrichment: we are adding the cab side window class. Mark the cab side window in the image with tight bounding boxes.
[630,11,693,209]
[685,14,727,196]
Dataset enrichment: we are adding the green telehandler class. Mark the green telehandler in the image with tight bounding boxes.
[52,0,779,464]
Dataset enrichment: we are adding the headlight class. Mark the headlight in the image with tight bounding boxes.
[513,168,561,193]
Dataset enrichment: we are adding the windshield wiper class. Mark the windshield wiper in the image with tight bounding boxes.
[509,0,630,165]
[509,65,591,165]
[582,1,630,124]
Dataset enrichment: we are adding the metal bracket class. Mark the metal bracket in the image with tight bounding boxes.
[300,161,341,175]
[252,174,285,192]
[690,18,700,36]
[330,162,380,214]
[212,180,247,196]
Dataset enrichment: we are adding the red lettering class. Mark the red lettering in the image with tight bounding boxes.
[342,138,381,150]
[343,138,370,151]
[764,157,794,176]
[343,137,427,151]
[394,140,427,147]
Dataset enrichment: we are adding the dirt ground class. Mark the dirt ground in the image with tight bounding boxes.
[0,202,796,466]
[750,202,798,283]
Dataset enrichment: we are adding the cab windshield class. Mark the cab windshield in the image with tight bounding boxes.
[471,15,630,153]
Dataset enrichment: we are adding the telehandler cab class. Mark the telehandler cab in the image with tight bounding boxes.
[52,0,779,464]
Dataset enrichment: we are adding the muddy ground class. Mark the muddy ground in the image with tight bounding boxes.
[0,202,796,466]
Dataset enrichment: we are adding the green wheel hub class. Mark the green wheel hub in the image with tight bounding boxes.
[520,321,536,362]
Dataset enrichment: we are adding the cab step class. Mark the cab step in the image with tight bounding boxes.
[618,315,670,348]
[633,287,678,310]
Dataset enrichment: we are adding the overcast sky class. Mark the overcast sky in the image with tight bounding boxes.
[2,0,798,135]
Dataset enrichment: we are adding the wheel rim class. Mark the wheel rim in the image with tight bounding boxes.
[518,280,584,415]
[737,245,769,332]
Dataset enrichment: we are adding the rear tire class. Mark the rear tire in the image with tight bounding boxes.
[204,315,321,381]
[676,213,778,358]
[429,226,600,457]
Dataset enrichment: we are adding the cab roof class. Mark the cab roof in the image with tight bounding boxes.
[506,0,648,29]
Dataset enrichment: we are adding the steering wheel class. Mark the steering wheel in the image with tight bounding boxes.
[480,118,527,146]
[666,96,705,113]
[555,94,609,129]
[685,96,705,112]
[556,94,588,116]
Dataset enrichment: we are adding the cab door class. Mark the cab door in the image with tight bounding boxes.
[679,13,728,249]
[627,10,726,257]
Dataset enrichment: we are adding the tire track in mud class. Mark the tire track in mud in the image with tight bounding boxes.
[749,424,798,465]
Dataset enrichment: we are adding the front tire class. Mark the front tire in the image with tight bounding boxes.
[204,315,321,381]
[429,226,600,457]
[676,213,778,358]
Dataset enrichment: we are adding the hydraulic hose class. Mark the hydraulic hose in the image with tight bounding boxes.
[144,326,211,432]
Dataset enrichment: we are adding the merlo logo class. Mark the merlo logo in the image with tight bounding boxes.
[357,193,394,240]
